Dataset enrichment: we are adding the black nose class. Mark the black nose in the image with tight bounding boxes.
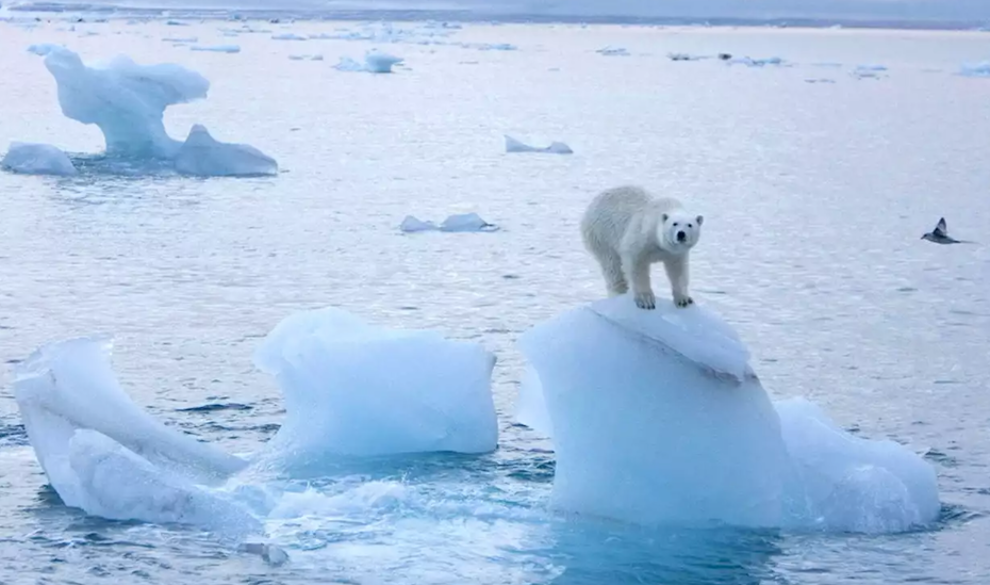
[676,231,686,242]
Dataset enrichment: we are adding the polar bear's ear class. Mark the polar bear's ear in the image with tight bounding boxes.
[696,215,704,226]
[662,213,668,222]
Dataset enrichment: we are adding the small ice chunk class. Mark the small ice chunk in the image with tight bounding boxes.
[505,135,573,155]
[191,44,241,53]
[162,36,198,43]
[253,307,499,463]
[2,141,77,176]
[727,56,784,67]
[960,61,990,77]
[334,50,403,73]
[174,124,278,177]
[596,46,629,56]
[271,32,307,41]
[439,212,498,233]
[399,215,438,232]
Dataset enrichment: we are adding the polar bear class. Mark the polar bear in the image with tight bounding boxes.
[580,185,703,310]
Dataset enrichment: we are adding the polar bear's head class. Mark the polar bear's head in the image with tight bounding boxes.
[659,211,703,252]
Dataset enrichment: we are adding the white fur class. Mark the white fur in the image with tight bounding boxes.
[580,185,703,309]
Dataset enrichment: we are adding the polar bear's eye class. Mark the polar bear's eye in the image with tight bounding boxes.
[673,222,679,226]
[688,223,693,228]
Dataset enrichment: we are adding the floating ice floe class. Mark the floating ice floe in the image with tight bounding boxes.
[505,135,573,155]
[596,46,629,56]
[1,142,77,176]
[334,50,403,73]
[399,213,498,233]
[517,296,941,534]
[852,64,888,79]
[727,56,785,67]
[191,44,241,53]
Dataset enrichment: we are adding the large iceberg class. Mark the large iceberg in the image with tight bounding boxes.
[1,141,77,176]
[253,307,499,465]
[174,124,278,177]
[517,296,940,534]
[20,44,278,177]
[30,43,209,159]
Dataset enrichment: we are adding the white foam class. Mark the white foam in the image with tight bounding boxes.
[1,141,77,176]
[253,307,499,463]
[174,124,278,177]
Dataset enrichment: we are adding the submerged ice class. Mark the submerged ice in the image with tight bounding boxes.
[253,307,499,464]
[517,296,940,534]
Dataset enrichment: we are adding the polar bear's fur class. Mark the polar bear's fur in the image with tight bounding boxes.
[580,185,703,310]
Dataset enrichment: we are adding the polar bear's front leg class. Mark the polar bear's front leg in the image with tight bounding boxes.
[622,252,655,310]
[664,255,693,308]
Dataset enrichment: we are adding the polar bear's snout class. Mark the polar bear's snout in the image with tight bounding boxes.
[676,230,687,242]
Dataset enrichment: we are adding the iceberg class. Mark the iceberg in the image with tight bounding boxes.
[505,135,573,155]
[12,336,248,508]
[517,296,940,534]
[174,124,278,177]
[30,44,209,159]
[1,141,77,176]
[253,307,499,464]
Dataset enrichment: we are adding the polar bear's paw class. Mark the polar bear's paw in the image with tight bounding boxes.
[634,290,656,310]
[674,294,694,308]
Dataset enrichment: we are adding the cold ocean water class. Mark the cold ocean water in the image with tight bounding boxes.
[0,14,989,585]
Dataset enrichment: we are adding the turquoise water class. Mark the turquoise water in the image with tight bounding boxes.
[1,15,989,584]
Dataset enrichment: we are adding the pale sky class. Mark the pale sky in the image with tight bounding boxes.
[12,0,990,23]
